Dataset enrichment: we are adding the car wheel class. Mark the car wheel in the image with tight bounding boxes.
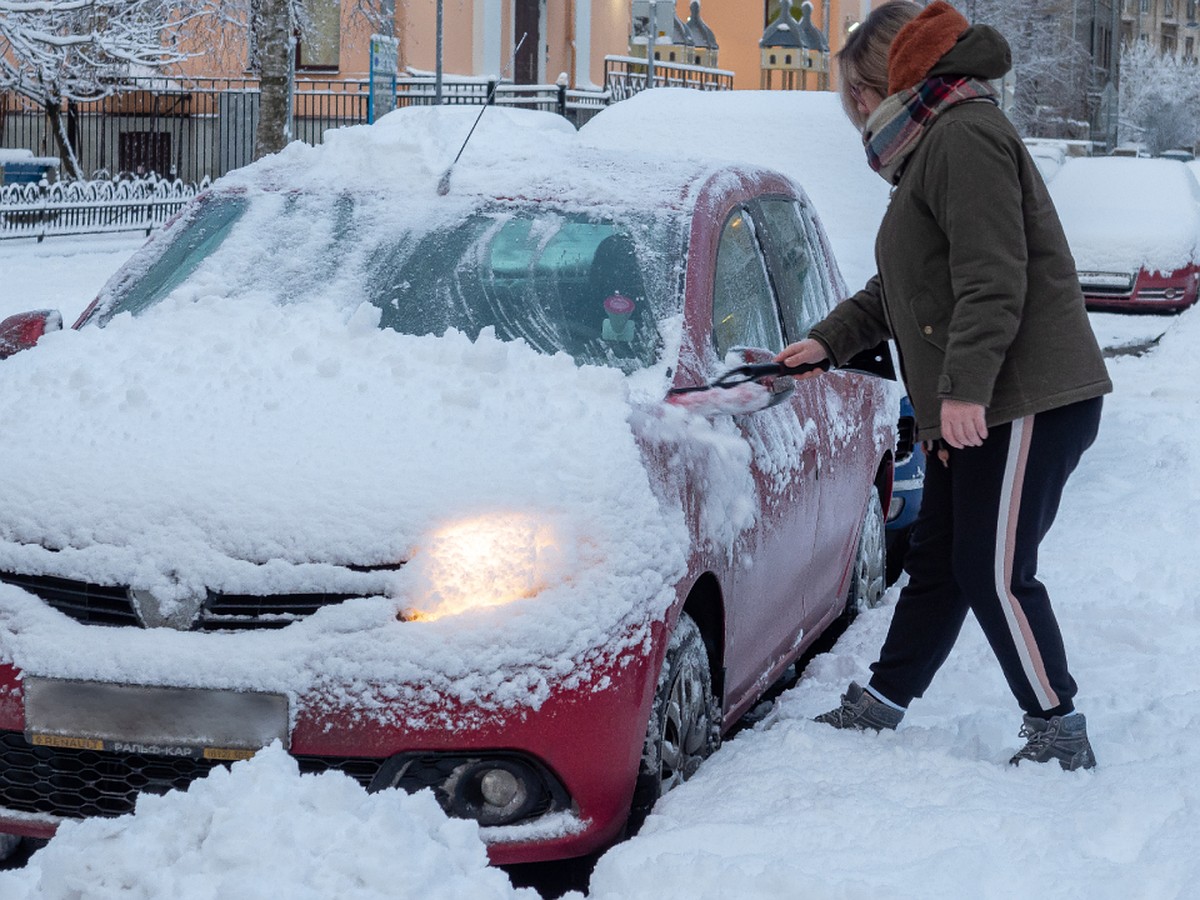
[627,613,720,835]
[844,485,887,620]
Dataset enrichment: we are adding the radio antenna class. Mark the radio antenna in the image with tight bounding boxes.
[436,32,528,196]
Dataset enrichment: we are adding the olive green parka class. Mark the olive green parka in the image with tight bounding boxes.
[810,25,1111,442]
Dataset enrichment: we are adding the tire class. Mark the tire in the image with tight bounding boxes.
[844,485,887,620]
[627,613,720,835]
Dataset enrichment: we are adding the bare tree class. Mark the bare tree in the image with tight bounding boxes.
[0,0,205,178]
[952,0,1094,138]
[204,0,392,161]
[1118,40,1200,154]
[251,0,297,158]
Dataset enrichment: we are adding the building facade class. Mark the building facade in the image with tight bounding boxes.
[178,1,863,92]
[1122,0,1200,62]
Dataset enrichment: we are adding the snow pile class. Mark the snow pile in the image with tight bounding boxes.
[0,744,550,900]
[1049,156,1200,274]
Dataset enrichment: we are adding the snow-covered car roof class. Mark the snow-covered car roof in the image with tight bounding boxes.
[221,104,720,213]
[579,88,889,291]
[1048,156,1200,274]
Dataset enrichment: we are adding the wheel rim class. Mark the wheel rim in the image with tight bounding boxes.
[853,490,886,609]
[659,662,709,792]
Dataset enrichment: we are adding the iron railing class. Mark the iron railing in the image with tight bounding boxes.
[0,63,728,240]
[0,176,204,241]
[603,55,735,102]
[0,75,618,187]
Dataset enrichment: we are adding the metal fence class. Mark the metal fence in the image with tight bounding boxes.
[0,60,729,240]
[0,176,203,242]
[0,75,617,187]
[603,55,735,102]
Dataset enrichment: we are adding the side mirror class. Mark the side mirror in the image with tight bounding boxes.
[0,309,64,360]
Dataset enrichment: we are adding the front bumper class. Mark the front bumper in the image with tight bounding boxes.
[0,643,661,865]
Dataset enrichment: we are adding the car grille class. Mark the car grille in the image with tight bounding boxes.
[0,730,385,821]
[1077,270,1134,298]
[0,571,362,631]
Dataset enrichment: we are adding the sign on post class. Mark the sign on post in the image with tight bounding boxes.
[368,34,401,124]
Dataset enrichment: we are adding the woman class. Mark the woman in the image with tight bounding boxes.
[776,0,1112,769]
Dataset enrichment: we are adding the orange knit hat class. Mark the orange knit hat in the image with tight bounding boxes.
[887,1,970,94]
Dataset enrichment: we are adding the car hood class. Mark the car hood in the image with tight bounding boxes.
[0,296,698,708]
[1050,159,1200,275]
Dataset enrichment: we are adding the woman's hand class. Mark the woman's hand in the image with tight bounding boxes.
[775,339,829,380]
[940,399,988,449]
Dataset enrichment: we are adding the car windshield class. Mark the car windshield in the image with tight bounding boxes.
[93,192,685,372]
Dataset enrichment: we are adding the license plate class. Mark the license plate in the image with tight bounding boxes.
[24,678,289,758]
[1077,271,1133,290]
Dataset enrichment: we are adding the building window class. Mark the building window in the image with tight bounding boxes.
[1162,33,1177,54]
[1140,0,1149,13]
[1165,0,1175,17]
[1186,36,1195,58]
[296,0,340,70]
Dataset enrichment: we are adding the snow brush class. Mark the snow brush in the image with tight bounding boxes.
[667,344,895,416]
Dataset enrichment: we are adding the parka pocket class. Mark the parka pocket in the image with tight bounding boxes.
[908,291,948,351]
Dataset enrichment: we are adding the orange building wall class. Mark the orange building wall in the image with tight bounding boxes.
[171,0,874,93]
[400,0,477,77]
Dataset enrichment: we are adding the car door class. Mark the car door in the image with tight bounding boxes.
[754,196,880,621]
[709,202,826,713]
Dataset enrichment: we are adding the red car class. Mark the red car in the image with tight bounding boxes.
[1049,156,1200,313]
[0,109,893,865]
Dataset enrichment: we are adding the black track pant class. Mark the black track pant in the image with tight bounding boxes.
[868,396,1102,718]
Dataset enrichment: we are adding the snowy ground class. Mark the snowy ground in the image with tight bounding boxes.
[1,221,1197,898]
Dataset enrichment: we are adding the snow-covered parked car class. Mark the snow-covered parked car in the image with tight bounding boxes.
[1021,138,1068,184]
[0,106,895,865]
[1049,156,1200,313]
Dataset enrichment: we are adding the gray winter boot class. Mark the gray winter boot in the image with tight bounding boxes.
[814,682,904,732]
[1009,713,1097,771]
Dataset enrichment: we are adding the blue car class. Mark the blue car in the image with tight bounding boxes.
[885,395,925,584]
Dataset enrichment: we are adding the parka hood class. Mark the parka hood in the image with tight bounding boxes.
[928,25,1012,84]
[887,0,1011,94]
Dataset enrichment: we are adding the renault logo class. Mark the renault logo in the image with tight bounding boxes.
[128,586,206,630]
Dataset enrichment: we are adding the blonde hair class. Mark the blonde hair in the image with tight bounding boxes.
[837,1,923,130]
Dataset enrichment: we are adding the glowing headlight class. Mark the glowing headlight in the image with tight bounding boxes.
[408,513,562,620]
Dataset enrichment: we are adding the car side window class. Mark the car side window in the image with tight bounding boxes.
[712,207,785,358]
[753,198,835,340]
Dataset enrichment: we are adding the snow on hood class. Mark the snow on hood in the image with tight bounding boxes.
[1049,157,1200,274]
[0,743,545,900]
[0,104,800,715]
[0,294,694,714]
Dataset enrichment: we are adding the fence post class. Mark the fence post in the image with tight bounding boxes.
[487,80,496,105]
[36,179,48,243]
[556,83,567,119]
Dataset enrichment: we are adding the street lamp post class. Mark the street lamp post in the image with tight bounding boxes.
[436,0,444,105]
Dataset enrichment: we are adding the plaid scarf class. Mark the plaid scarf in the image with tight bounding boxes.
[863,76,999,185]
